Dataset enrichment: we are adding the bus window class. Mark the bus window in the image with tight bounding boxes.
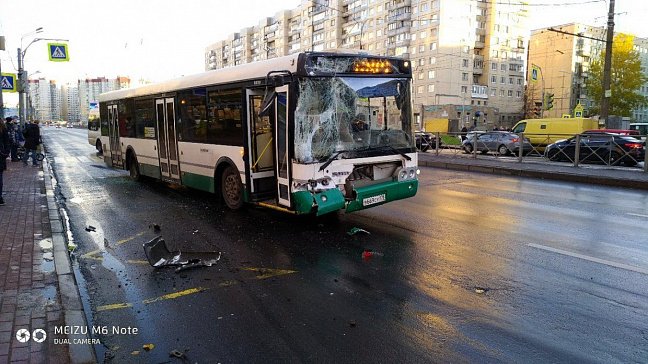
[207,89,243,146]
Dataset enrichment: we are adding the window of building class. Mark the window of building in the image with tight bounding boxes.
[428,70,436,79]
[429,42,437,50]
[491,75,497,84]
[490,88,497,96]
[500,89,505,97]
[418,58,425,66]
[516,91,521,98]
[501,63,507,71]
[418,72,424,80]
[461,85,468,93]
[462,73,468,81]
[491,62,497,70]
[500,77,505,84]
[509,77,513,84]
[429,56,436,64]
[417,86,424,94]
[428,84,435,93]
[462,59,469,67]
[508,90,513,97]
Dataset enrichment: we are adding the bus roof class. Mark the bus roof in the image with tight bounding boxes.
[99,53,301,102]
[99,50,408,102]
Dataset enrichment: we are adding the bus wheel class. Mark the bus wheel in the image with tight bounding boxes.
[221,165,243,210]
[96,140,103,155]
[129,156,141,181]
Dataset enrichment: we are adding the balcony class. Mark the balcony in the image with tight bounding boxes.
[386,26,410,37]
[471,85,488,99]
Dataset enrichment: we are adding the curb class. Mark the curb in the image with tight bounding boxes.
[42,157,96,364]
[419,159,648,191]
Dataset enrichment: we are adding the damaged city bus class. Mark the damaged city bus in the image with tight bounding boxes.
[97,51,418,215]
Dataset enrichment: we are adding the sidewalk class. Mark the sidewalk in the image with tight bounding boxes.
[418,152,648,190]
[0,159,94,363]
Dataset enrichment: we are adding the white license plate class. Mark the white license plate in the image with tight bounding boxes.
[362,194,386,206]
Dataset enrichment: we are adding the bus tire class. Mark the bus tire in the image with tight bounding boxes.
[96,140,103,155]
[221,165,243,210]
[129,155,142,181]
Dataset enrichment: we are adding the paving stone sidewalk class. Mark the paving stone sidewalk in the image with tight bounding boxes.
[0,161,71,363]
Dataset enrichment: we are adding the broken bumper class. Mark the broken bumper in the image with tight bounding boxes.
[292,179,419,216]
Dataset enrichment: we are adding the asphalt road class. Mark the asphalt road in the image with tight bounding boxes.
[43,127,648,363]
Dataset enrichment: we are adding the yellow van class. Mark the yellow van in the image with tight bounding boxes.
[511,118,599,148]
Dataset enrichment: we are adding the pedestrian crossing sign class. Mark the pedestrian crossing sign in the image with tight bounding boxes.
[1,73,17,92]
[48,43,69,62]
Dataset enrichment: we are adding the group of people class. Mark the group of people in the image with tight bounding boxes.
[0,117,42,206]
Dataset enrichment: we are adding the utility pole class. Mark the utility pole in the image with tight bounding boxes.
[600,0,615,126]
[0,36,5,120]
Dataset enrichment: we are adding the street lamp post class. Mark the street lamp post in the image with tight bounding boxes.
[17,27,43,127]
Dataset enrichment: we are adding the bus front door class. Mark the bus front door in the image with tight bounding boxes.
[246,89,276,201]
[155,98,181,181]
[107,104,123,168]
[275,85,291,207]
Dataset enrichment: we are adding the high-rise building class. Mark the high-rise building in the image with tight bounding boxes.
[78,76,130,123]
[61,84,81,123]
[27,78,52,122]
[529,23,648,121]
[205,0,530,129]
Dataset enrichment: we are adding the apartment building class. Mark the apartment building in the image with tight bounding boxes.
[61,84,81,123]
[27,78,52,122]
[205,0,530,129]
[529,23,648,121]
[78,76,130,123]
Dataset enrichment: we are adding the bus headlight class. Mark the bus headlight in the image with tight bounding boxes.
[409,170,415,179]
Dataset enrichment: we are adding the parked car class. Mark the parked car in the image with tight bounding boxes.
[462,131,533,155]
[415,131,442,152]
[545,133,645,166]
[584,129,639,136]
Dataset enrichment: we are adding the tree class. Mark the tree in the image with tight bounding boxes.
[584,33,648,117]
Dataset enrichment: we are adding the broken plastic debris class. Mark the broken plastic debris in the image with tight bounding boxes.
[349,320,357,327]
[149,223,161,232]
[67,242,77,252]
[474,287,489,294]
[347,227,370,236]
[143,236,221,272]
[131,350,140,356]
[142,343,155,351]
[85,225,96,232]
[361,249,383,261]
[169,350,185,358]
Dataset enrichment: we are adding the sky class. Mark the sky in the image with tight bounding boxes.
[1,0,646,107]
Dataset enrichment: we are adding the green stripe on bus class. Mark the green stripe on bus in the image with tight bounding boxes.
[345,179,418,213]
[181,172,215,193]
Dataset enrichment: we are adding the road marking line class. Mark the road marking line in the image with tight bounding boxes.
[97,302,133,312]
[80,249,103,261]
[97,287,208,312]
[126,260,150,265]
[142,287,207,305]
[627,213,648,218]
[116,232,145,246]
[528,243,648,276]
[240,267,298,280]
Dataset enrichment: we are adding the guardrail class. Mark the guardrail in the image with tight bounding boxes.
[418,131,648,173]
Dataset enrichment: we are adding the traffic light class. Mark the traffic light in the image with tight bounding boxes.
[545,92,554,110]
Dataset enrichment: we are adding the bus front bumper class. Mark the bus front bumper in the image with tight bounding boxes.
[292,179,419,216]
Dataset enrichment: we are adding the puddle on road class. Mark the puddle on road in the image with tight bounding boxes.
[69,197,84,204]
[39,238,55,273]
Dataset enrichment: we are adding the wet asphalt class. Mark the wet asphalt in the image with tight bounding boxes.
[43,128,648,363]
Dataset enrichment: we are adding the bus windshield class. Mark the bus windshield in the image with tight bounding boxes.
[294,76,413,163]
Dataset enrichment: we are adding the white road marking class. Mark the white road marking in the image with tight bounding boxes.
[528,243,648,276]
[627,213,648,219]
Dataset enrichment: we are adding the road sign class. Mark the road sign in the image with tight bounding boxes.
[48,43,69,62]
[1,73,17,92]
[574,102,584,118]
[531,65,539,84]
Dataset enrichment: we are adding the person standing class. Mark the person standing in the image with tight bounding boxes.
[6,117,21,161]
[22,120,41,167]
[0,118,9,205]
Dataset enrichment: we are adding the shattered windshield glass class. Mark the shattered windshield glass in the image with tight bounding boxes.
[294,77,413,163]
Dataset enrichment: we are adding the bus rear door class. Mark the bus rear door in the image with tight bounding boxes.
[275,85,291,207]
[107,104,123,168]
[155,98,181,181]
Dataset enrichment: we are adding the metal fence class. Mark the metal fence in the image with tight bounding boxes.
[418,132,648,173]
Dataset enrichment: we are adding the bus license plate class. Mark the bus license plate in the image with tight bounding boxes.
[362,194,386,206]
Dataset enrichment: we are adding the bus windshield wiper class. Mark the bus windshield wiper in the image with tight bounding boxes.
[371,145,411,160]
[319,150,349,171]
